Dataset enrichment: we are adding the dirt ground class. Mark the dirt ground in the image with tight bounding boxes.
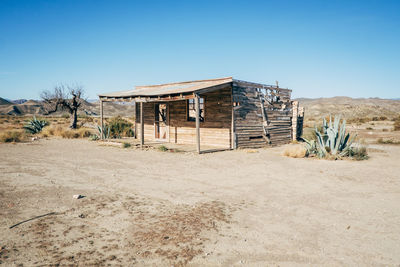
[1,139,400,266]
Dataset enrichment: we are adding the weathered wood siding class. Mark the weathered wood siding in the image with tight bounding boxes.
[232,84,293,147]
[232,85,267,148]
[136,86,232,148]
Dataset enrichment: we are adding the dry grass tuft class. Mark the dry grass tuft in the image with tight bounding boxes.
[41,125,92,139]
[0,130,26,143]
[283,145,307,158]
[394,117,400,131]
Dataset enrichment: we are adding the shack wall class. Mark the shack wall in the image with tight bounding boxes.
[232,85,267,148]
[232,84,293,147]
[136,86,232,148]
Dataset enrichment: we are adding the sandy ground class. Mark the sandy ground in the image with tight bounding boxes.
[1,139,400,266]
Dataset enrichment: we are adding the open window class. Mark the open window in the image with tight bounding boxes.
[187,98,204,122]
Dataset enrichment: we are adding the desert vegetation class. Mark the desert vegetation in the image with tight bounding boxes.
[41,84,85,129]
[0,130,25,143]
[301,116,368,160]
[0,114,135,143]
[23,116,48,134]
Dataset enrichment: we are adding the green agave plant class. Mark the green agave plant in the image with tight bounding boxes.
[23,116,49,134]
[303,115,357,158]
[97,124,110,139]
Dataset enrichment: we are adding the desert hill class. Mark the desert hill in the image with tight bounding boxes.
[2,96,399,120]
[295,97,400,120]
[0,98,136,117]
[0,97,12,105]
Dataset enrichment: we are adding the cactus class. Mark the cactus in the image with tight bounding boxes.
[303,115,356,158]
[23,116,49,134]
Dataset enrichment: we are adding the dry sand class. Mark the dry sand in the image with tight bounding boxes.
[1,139,400,266]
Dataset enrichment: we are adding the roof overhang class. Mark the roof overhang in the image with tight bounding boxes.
[98,77,292,102]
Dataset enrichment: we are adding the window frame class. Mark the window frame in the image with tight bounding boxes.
[186,97,205,122]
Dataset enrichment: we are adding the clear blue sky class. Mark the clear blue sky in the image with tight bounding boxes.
[0,0,399,100]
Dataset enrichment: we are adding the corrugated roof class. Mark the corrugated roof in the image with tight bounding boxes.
[99,77,233,98]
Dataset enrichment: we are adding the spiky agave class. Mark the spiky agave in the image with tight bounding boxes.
[23,116,49,134]
[303,115,356,158]
[97,124,111,139]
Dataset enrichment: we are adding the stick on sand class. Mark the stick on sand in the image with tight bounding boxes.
[9,212,57,229]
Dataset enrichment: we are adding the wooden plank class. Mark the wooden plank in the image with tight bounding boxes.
[100,100,104,139]
[195,94,200,153]
[140,102,144,148]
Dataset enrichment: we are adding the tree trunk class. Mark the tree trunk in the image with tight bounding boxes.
[70,109,78,129]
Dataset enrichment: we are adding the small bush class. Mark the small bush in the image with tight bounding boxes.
[108,116,134,138]
[122,142,131,148]
[283,145,306,158]
[366,127,373,130]
[377,138,400,145]
[89,134,99,141]
[0,131,24,143]
[61,113,70,119]
[41,125,92,139]
[158,145,168,152]
[61,128,92,139]
[394,117,400,131]
[349,146,369,160]
[380,116,387,121]
[382,128,388,132]
[41,126,55,137]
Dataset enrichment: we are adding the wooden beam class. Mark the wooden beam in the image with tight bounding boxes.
[195,94,200,154]
[140,102,144,149]
[231,87,236,149]
[100,100,104,139]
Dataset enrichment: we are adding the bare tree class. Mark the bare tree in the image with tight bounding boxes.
[41,84,85,129]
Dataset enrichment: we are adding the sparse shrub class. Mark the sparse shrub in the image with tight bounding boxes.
[61,113,70,119]
[108,116,134,138]
[23,116,49,134]
[394,117,400,131]
[41,125,92,139]
[377,138,400,145]
[89,134,99,141]
[122,142,131,148]
[379,116,387,121]
[382,128,388,132]
[366,127,373,130]
[0,131,24,143]
[77,128,92,138]
[158,145,168,152]
[349,145,369,160]
[283,145,306,158]
[41,126,55,137]
[96,117,134,139]
[372,117,379,121]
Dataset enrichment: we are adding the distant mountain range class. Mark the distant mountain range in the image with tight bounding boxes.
[294,96,400,120]
[0,97,135,117]
[1,96,399,119]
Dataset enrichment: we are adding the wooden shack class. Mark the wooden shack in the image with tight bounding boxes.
[98,77,304,153]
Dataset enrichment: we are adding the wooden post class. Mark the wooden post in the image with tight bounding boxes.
[195,94,200,154]
[100,100,104,139]
[231,87,236,149]
[140,102,144,149]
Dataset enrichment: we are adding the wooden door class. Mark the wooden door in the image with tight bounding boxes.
[155,103,168,140]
